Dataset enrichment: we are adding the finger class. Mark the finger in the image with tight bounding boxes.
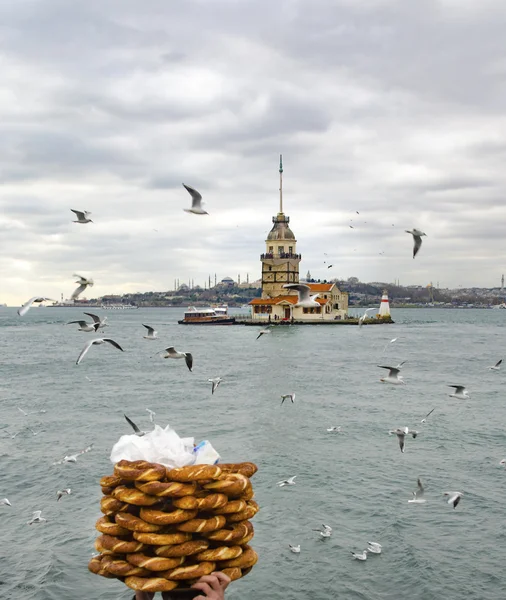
[193,576,222,593]
[191,582,214,596]
[211,572,232,589]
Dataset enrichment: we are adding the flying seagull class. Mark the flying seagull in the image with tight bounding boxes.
[382,337,397,353]
[408,478,426,503]
[256,327,271,340]
[18,297,54,316]
[124,414,146,437]
[146,408,156,423]
[448,385,469,399]
[66,319,99,333]
[71,274,94,301]
[281,393,295,405]
[182,184,208,215]
[277,476,297,487]
[389,427,418,453]
[351,550,368,561]
[421,408,436,424]
[208,377,222,395]
[53,444,93,465]
[27,510,46,525]
[288,544,301,554]
[367,542,382,554]
[378,366,405,385]
[71,209,93,224]
[283,283,320,308]
[76,338,124,365]
[405,228,427,258]
[142,324,158,340]
[1,498,11,506]
[358,307,376,327]
[57,488,72,502]
[444,491,463,509]
[84,312,108,330]
[488,359,502,371]
[154,347,193,372]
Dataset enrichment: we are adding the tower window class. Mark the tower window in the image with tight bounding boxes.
[278,246,284,254]
[288,246,293,254]
[269,246,273,253]
[268,266,272,271]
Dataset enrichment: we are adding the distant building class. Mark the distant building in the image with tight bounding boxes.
[220,277,235,287]
[249,156,348,322]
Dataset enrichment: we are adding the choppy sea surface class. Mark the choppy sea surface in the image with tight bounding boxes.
[1,306,505,600]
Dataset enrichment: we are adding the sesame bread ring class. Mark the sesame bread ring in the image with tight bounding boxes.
[166,465,222,482]
[101,555,151,578]
[213,499,247,515]
[172,496,199,510]
[204,520,250,543]
[139,506,197,526]
[176,515,226,533]
[101,486,115,496]
[203,473,250,498]
[154,539,209,558]
[115,512,163,533]
[235,527,255,546]
[227,500,259,522]
[112,485,160,506]
[124,576,179,592]
[135,480,197,497]
[194,493,228,511]
[133,531,192,546]
[160,561,216,580]
[95,515,131,537]
[88,554,117,578]
[195,545,243,561]
[94,537,113,555]
[220,545,258,569]
[218,462,258,478]
[100,474,125,488]
[97,534,147,555]
[222,567,243,581]
[239,485,255,501]
[114,460,166,482]
[100,495,129,516]
[126,553,185,571]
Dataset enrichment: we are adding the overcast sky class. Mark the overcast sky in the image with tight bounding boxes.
[2,0,506,305]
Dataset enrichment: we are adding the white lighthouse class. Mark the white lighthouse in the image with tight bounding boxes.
[378,290,391,318]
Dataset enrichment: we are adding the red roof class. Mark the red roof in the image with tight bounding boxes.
[306,283,334,292]
[249,295,328,305]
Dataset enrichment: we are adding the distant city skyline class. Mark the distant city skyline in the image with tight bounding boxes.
[1,1,506,305]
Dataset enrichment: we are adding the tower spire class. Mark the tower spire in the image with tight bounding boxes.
[279,154,283,214]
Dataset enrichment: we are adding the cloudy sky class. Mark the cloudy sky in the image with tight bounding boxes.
[2,0,506,305]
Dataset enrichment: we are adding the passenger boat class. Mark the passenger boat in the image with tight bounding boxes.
[178,306,235,325]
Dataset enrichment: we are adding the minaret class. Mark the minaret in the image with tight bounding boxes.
[260,156,301,299]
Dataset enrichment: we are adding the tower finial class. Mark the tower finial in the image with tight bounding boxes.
[279,154,283,213]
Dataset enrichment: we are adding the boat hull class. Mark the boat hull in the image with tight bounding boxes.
[178,318,236,325]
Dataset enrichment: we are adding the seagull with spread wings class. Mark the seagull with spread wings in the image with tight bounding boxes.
[183,184,208,215]
[71,209,93,224]
[76,338,124,365]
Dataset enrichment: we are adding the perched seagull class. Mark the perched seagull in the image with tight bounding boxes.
[378,366,405,385]
[0,498,11,506]
[351,550,368,561]
[208,377,222,395]
[71,274,94,301]
[142,324,158,340]
[53,444,93,465]
[358,307,376,327]
[326,426,341,433]
[405,228,427,258]
[312,524,332,538]
[146,408,156,423]
[84,312,108,330]
[277,476,297,487]
[66,319,99,333]
[367,542,382,554]
[421,408,436,424]
[76,338,124,365]
[256,327,271,340]
[182,183,208,215]
[499,459,506,467]
[448,385,469,399]
[154,347,193,372]
[71,209,93,224]
[408,478,426,504]
[124,414,146,437]
[288,544,301,554]
[27,510,46,525]
[389,427,418,453]
[488,359,502,371]
[280,393,295,405]
[57,488,71,502]
[283,283,320,308]
[18,297,54,317]
[444,491,463,509]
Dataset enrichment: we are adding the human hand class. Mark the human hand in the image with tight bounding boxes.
[191,572,232,599]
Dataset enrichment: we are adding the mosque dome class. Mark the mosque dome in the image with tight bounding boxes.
[266,213,295,240]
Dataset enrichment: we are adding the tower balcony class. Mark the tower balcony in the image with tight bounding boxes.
[261,252,301,260]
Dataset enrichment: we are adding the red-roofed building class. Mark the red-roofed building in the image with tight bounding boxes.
[248,157,348,322]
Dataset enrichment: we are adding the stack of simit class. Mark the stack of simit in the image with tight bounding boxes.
[89,460,259,594]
